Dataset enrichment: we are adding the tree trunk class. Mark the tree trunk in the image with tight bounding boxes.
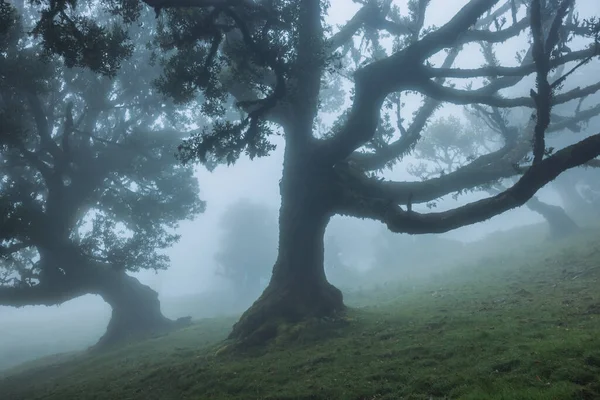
[228,159,345,346]
[553,172,600,225]
[487,185,578,238]
[91,269,190,349]
[525,196,579,239]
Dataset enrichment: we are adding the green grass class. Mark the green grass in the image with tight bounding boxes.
[2,227,600,400]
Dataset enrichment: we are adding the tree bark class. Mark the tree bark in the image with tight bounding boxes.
[91,268,191,349]
[228,158,345,346]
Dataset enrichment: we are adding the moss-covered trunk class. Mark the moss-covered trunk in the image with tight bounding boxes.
[228,157,344,345]
[92,270,190,349]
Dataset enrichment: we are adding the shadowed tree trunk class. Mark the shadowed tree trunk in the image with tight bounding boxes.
[554,174,600,225]
[525,196,579,239]
[92,269,190,349]
[34,242,193,349]
[228,157,344,345]
[487,185,578,238]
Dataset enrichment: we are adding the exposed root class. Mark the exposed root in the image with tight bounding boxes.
[90,315,193,352]
[227,280,346,350]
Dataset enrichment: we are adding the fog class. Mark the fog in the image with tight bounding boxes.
[1,0,599,377]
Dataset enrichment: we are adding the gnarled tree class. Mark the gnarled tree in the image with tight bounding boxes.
[0,3,204,347]
[27,0,600,345]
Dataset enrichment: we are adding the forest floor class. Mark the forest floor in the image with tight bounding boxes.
[1,226,600,400]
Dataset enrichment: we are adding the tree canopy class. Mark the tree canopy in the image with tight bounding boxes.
[0,2,205,346]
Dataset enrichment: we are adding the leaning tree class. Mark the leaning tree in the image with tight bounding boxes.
[0,3,205,347]
[26,0,600,345]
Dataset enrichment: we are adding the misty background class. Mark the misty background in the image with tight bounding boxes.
[1,0,598,371]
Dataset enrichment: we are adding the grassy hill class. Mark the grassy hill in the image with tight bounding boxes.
[1,226,599,400]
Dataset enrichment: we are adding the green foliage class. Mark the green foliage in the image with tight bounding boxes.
[2,228,600,399]
[0,5,205,286]
[29,0,135,76]
[152,2,305,167]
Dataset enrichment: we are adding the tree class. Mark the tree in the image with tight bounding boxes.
[0,3,205,347]
[214,199,278,308]
[26,0,600,346]
[408,114,579,238]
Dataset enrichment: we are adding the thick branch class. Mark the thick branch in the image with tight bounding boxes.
[350,48,460,170]
[26,94,63,163]
[327,1,399,53]
[586,159,600,168]
[318,0,499,163]
[339,132,600,234]
[416,78,600,108]
[0,280,86,307]
[426,47,597,79]
[347,147,519,206]
[291,0,324,136]
[143,0,257,10]
[0,242,32,258]
[457,17,528,44]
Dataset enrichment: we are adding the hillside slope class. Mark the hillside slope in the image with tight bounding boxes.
[1,227,599,400]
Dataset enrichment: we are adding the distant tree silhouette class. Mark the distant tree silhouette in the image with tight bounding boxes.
[214,199,277,308]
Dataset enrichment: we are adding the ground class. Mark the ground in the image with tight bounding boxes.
[1,226,600,400]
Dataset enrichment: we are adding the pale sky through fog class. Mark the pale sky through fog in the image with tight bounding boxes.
[1,0,599,374]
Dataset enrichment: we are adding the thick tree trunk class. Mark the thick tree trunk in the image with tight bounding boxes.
[553,173,600,225]
[525,196,579,238]
[91,269,191,349]
[228,159,345,346]
[487,186,578,238]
